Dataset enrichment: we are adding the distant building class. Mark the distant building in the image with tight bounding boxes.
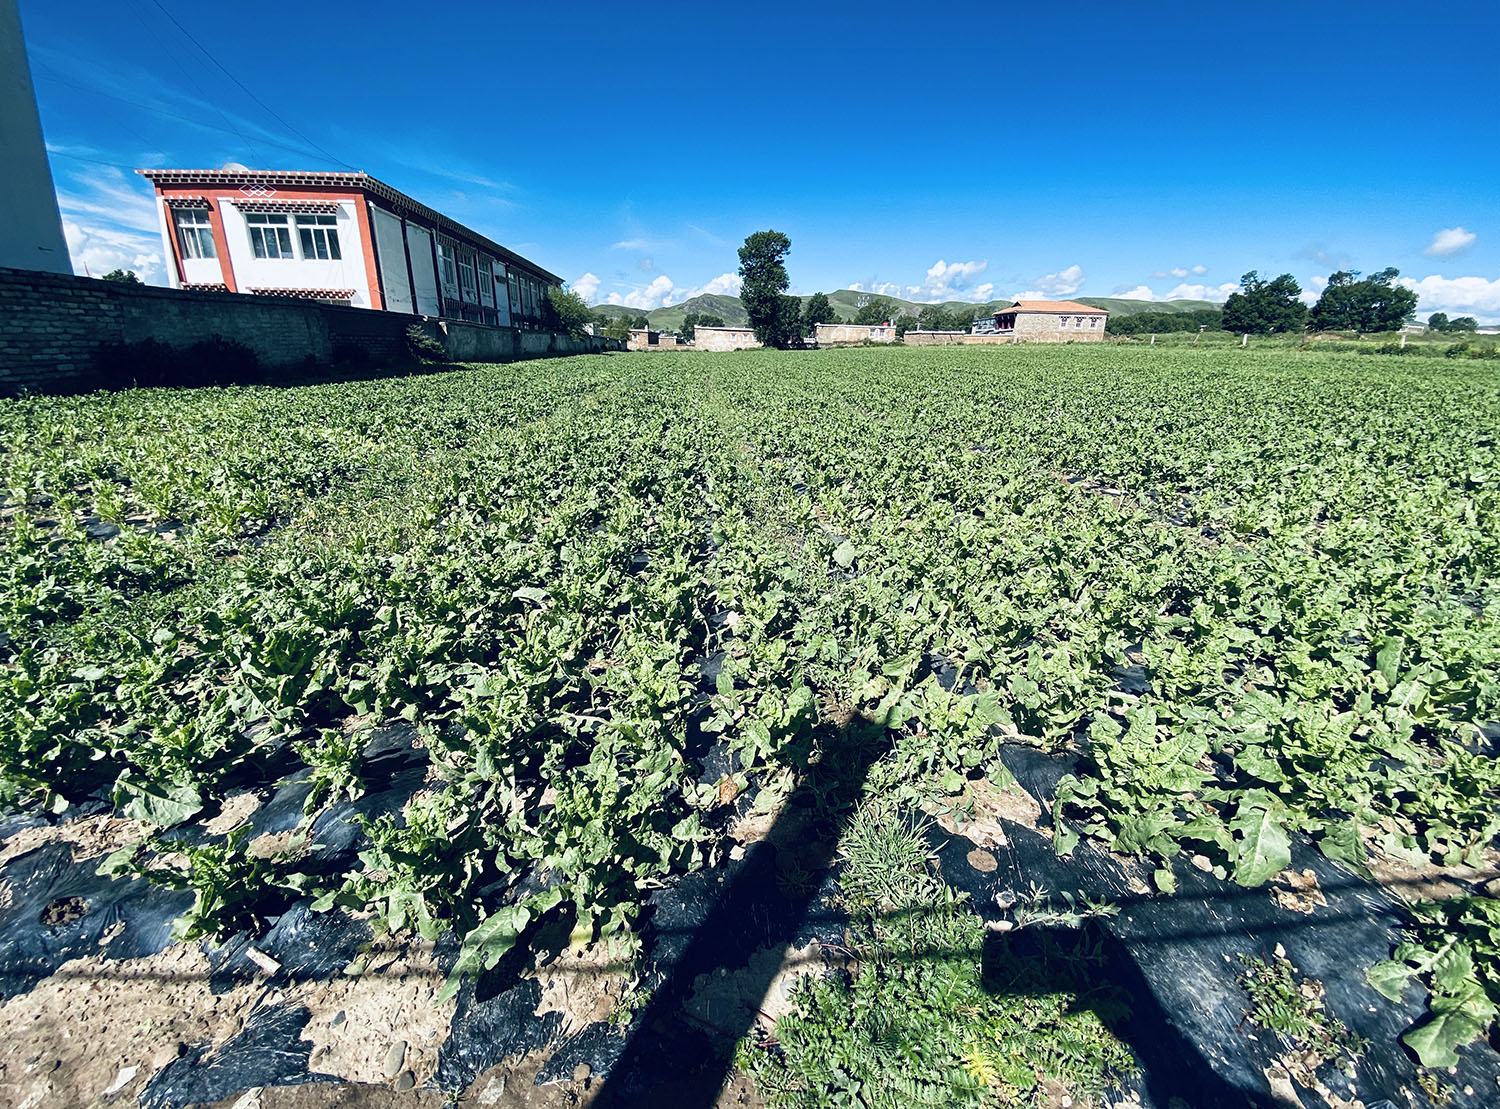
[992,300,1107,341]
[814,321,897,346]
[693,325,762,352]
[627,327,681,351]
[0,0,70,274]
[970,315,998,334]
[138,167,561,327]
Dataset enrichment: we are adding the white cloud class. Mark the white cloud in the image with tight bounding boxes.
[571,272,601,303]
[1164,282,1239,303]
[1152,264,1207,279]
[1423,227,1476,258]
[1028,264,1086,297]
[1397,274,1500,322]
[607,274,675,310]
[666,272,742,305]
[921,258,989,300]
[1191,264,1207,275]
[971,282,995,301]
[62,219,165,286]
[1113,285,1156,301]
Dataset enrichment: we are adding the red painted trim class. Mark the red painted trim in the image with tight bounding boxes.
[162,200,189,287]
[203,199,237,293]
[356,197,385,311]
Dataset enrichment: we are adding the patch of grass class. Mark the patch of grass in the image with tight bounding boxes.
[1238,950,1365,1069]
[739,801,1135,1107]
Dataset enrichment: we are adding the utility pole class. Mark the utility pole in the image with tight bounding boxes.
[0,0,71,273]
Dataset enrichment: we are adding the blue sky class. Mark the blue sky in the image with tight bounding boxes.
[25,0,1500,319]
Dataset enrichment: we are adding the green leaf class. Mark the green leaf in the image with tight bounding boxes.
[512,586,549,605]
[832,539,856,568]
[1316,819,1369,875]
[1402,1007,1486,1069]
[1365,959,1413,1002]
[439,903,532,1003]
[116,776,203,828]
[1376,636,1405,686]
[1228,805,1291,887]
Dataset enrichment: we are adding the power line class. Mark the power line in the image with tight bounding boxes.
[123,0,264,164]
[142,0,354,170]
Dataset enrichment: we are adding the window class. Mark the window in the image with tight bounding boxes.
[175,209,216,259]
[508,273,522,318]
[478,257,493,302]
[457,250,477,301]
[1089,317,1099,328]
[1060,316,1071,328]
[436,239,458,291]
[295,214,341,260]
[246,213,294,259]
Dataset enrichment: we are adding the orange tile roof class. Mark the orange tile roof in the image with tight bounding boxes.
[998,300,1107,314]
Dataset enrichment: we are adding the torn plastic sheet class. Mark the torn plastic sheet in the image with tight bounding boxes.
[0,840,193,998]
[435,974,562,1094]
[138,1003,338,1109]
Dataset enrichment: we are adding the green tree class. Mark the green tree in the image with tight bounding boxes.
[1449,316,1479,332]
[892,313,919,337]
[630,314,650,329]
[803,292,838,332]
[1221,271,1309,335]
[852,298,894,326]
[1427,312,1451,332]
[100,269,142,284]
[738,230,801,348]
[603,316,632,341]
[1309,268,1418,333]
[546,286,593,337]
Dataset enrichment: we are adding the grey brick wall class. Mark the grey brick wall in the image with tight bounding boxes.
[0,267,620,395]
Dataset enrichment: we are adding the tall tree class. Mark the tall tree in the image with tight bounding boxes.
[803,292,838,332]
[1310,268,1418,333]
[1427,312,1450,332]
[852,298,894,326]
[738,230,800,348]
[546,286,593,337]
[1221,271,1309,335]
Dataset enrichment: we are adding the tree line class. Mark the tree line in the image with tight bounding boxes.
[558,237,1468,344]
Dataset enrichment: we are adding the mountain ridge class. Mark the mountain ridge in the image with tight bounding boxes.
[590,291,1220,330]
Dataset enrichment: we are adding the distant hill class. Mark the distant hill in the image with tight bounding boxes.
[592,291,1221,331]
[1075,297,1220,317]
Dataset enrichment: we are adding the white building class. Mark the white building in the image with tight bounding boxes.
[0,0,70,274]
[138,167,561,327]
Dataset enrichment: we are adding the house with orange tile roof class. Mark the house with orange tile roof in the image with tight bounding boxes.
[992,300,1108,341]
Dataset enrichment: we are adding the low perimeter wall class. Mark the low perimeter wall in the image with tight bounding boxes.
[0,267,620,395]
[901,331,1014,346]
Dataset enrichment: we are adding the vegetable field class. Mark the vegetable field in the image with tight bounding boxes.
[2,344,1498,1107]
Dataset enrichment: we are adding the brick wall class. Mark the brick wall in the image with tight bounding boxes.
[901,331,1014,346]
[0,267,623,395]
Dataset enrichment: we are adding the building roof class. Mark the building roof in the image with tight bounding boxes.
[138,168,562,284]
[997,300,1107,315]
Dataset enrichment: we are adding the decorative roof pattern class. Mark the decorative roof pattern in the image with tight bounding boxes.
[247,287,355,300]
[139,168,562,283]
[997,300,1108,315]
[163,196,210,209]
[232,200,342,214]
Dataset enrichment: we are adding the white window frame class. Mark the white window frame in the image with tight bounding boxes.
[246,213,294,259]
[295,213,342,261]
[1089,316,1099,328]
[175,209,217,259]
[457,249,478,301]
[436,239,459,292]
